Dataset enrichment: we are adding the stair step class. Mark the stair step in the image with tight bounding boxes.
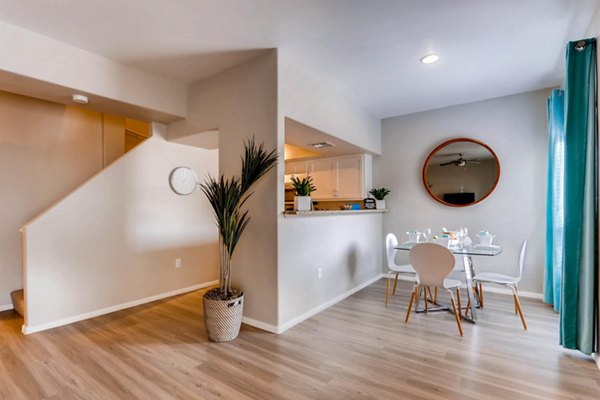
[10,289,24,317]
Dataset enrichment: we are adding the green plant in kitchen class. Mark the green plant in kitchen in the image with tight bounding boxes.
[370,187,390,210]
[369,187,391,200]
[199,137,278,342]
[290,175,317,196]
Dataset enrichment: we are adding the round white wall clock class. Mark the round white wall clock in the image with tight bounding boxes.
[169,167,198,195]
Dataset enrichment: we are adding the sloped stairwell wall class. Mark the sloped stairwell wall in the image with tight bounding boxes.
[0,91,105,310]
[22,124,219,333]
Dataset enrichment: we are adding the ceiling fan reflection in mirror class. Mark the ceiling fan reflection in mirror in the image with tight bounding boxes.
[439,153,481,167]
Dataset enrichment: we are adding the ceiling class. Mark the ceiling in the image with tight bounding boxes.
[285,118,368,159]
[0,0,597,118]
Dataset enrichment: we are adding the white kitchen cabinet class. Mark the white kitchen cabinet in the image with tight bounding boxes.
[336,156,363,199]
[284,160,307,175]
[291,154,369,200]
[284,154,371,200]
[284,160,308,183]
[309,159,337,199]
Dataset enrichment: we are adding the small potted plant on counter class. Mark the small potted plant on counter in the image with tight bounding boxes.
[369,187,390,210]
[290,175,316,211]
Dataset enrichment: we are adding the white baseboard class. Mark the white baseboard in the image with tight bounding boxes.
[22,280,218,335]
[242,316,279,334]
[388,273,543,299]
[0,303,13,312]
[243,273,544,335]
[593,353,600,371]
[479,285,543,299]
[243,274,384,335]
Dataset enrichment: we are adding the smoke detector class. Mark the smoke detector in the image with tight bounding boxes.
[72,94,89,104]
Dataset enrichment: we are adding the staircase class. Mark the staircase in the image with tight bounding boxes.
[18,125,219,334]
[10,290,24,316]
[7,111,150,319]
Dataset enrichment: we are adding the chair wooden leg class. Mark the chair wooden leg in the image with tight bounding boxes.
[514,288,518,314]
[392,273,399,295]
[405,286,417,323]
[424,287,429,314]
[385,276,390,306]
[512,288,527,330]
[456,288,462,318]
[427,287,434,303]
[465,298,471,318]
[450,295,464,337]
[479,283,484,307]
[434,287,438,303]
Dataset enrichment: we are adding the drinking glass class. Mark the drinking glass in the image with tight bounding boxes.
[422,227,432,242]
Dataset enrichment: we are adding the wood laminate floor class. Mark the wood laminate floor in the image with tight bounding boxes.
[1,279,599,399]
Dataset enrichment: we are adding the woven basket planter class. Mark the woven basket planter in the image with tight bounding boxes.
[203,292,244,342]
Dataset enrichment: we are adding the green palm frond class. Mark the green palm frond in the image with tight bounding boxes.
[240,137,278,195]
[199,137,279,297]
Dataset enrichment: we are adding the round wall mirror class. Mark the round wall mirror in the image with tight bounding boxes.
[422,138,500,207]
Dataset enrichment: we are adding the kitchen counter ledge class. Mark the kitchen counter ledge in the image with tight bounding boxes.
[283,209,389,217]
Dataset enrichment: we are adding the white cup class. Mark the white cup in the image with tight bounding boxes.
[479,235,494,247]
[408,232,421,243]
[437,237,450,248]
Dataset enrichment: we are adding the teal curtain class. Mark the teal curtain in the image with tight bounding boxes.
[545,89,565,312]
[560,38,598,355]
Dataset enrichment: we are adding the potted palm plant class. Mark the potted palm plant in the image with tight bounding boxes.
[290,175,316,211]
[369,187,390,210]
[199,138,278,342]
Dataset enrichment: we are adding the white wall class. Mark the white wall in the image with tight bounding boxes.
[278,49,381,156]
[169,50,383,330]
[278,214,383,327]
[376,89,552,294]
[169,51,279,327]
[277,50,383,328]
[22,124,219,331]
[0,20,187,122]
[0,91,104,309]
[585,1,600,38]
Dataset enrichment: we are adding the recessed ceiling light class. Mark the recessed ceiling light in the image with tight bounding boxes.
[310,141,336,149]
[72,94,89,104]
[420,54,439,64]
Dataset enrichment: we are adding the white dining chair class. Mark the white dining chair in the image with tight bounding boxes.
[385,233,416,306]
[472,240,528,330]
[405,243,464,336]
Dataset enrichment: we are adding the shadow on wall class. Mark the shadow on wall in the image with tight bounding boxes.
[23,133,220,330]
[346,244,359,279]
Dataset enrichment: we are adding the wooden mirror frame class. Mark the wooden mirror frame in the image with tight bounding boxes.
[422,138,501,207]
